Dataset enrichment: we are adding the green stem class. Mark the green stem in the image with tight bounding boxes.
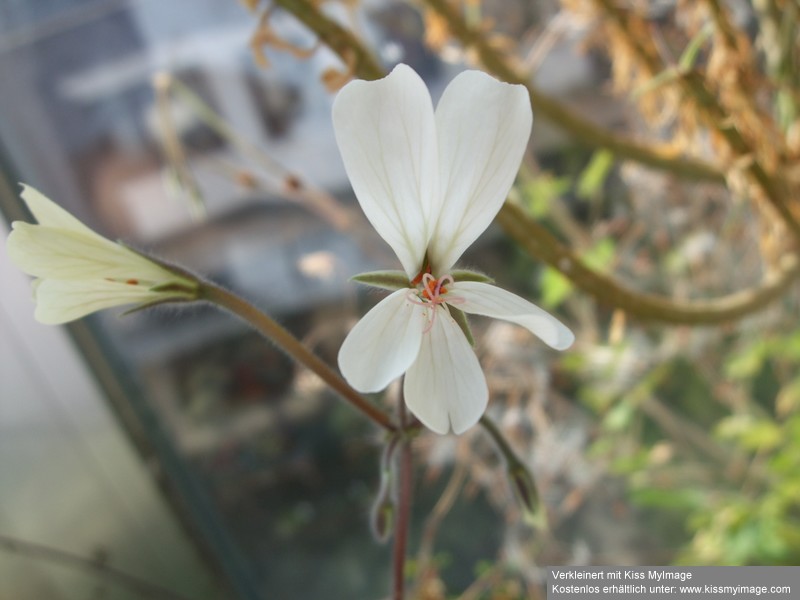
[479,415,525,471]
[200,282,396,431]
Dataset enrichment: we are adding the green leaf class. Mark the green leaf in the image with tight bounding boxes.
[540,267,573,309]
[679,22,714,70]
[522,174,570,218]
[724,340,768,379]
[583,238,616,272]
[351,270,410,291]
[576,150,615,200]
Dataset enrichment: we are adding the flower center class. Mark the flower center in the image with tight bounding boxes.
[407,272,464,333]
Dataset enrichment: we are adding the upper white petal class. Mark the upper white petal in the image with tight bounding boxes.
[7,223,174,282]
[338,288,426,393]
[332,64,439,278]
[33,278,166,324]
[404,307,488,434]
[20,184,97,235]
[450,281,574,350]
[428,71,532,272]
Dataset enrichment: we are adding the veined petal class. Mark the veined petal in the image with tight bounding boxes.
[450,281,574,350]
[404,306,488,434]
[428,71,532,272]
[7,223,175,282]
[33,278,178,324]
[333,64,439,278]
[20,185,98,236]
[338,288,426,393]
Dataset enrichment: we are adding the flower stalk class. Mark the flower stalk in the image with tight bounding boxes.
[392,398,413,600]
[480,416,545,527]
[198,281,396,432]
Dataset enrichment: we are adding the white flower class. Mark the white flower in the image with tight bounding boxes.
[6,185,198,324]
[334,64,574,434]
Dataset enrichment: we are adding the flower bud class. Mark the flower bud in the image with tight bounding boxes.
[371,493,395,544]
[509,464,546,529]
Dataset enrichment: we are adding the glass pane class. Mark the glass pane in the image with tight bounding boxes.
[0,1,394,598]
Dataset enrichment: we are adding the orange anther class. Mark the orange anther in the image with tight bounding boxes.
[411,263,432,286]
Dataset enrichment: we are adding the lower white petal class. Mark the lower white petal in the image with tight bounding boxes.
[34,278,164,324]
[450,281,574,350]
[338,288,425,393]
[404,307,488,434]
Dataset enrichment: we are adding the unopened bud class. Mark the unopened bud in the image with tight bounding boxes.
[371,493,395,543]
[509,465,545,529]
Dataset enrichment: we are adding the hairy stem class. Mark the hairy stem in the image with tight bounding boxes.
[393,399,413,600]
[200,282,396,431]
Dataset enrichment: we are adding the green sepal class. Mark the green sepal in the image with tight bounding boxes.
[449,306,475,347]
[509,464,547,530]
[451,269,494,284]
[351,270,411,291]
[149,280,199,295]
[119,296,194,317]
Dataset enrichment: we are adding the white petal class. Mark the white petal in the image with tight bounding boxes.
[338,288,426,393]
[404,307,488,434]
[7,223,173,282]
[33,278,165,324]
[333,64,439,278]
[450,281,574,350]
[20,184,97,236]
[428,71,532,272]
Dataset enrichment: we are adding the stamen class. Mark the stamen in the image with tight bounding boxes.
[406,273,463,333]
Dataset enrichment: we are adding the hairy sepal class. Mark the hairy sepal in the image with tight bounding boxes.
[351,270,411,291]
[451,269,494,284]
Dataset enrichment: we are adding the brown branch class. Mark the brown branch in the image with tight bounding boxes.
[496,202,800,325]
[275,0,722,182]
[274,0,384,80]
[201,282,396,431]
[420,0,722,182]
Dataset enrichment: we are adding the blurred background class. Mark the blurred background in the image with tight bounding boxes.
[1,0,799,599]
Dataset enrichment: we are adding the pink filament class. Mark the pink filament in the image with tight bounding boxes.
[406,273,464,333]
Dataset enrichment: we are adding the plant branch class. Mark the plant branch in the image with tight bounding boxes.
[496,202,800,325]
[274,0,721,182]
[0,534,193,600]
[274,0,384,80]
[421,0,723,182]
[200,281,396,431]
